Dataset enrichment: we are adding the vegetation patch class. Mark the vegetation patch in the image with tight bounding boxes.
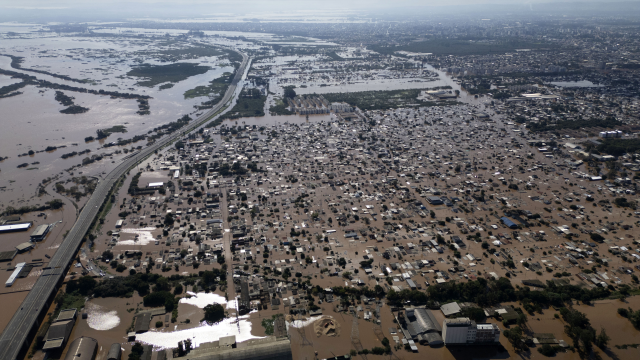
[0,80,28,98]
[183,71,234,102]
[1,199,63,216]
[618,307,640,330]
[596,138,640,157]
[261,314,282,335]
[60,105,89,114]
[219,88,266,119]
[96,125,127,139]
[128,63,210,87]
[203,303,226,324]
[269,97,294,115]
[323,89,458,111]
[3,53,89,83]
[55,91,89,114]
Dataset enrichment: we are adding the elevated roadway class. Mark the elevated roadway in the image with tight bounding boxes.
[0,49,249,360]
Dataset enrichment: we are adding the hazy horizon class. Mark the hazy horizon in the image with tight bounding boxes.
[2,0,640,23]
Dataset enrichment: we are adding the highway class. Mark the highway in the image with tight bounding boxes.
[0,50,249,360]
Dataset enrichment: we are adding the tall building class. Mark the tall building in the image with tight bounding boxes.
[476,324,501,343]
[442,318,500,345]
[442,318,476,344]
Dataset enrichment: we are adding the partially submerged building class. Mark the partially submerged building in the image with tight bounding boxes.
[403,308,443,347]
[30,224,51,241]
[442,318,500,345]
[43,309,77,351]
[63,337,98,360]
[107,343,122,360]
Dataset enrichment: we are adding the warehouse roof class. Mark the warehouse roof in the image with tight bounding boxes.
[64,337,98,360]
[440,302,462,316]
[16,242,34,252]
[500,217,518,229]
[406,308,442,336]
[424,332,444,346]
[56,309,77,322]
[0,223,32,232]
[107,343,122,360]
[30,224,49,239]
[134,313,151,333]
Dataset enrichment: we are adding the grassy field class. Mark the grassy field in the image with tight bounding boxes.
[221,88,266,119]
[371,38,560,56]
[127,63,210,87]
[269,97,294,115]
[323,88,458,111]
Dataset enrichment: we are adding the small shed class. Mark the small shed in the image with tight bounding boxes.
[107,343,122,360]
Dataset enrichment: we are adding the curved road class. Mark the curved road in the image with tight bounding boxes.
[0,50,250,360]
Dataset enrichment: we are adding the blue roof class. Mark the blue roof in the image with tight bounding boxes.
[501,217,518,229]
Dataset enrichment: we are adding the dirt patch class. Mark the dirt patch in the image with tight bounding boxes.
[313,316,340,338]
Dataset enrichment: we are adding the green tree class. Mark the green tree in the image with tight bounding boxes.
[595,327,610,349]
[164,213,174,227]
[284,87,296,99]
[516,313,528,328]
[503,326,526,352]
[128,342,144,360]
[203,303,225,324]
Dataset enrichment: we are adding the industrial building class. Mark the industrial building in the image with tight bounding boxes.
[500,217,518,229]
[6,262,25,287]
[475,324,501,343]
[15,242,34,253]
[134,313,151,333]
[107,343,121,360]
[0,222,32,233]
[30,224,51,241]
[442,318,477,344]
[63,337,98,360]
[442,318,500,345]
[43,310,77,351]
[401,308,444,347]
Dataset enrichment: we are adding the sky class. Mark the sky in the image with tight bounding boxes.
[1,0,639,22]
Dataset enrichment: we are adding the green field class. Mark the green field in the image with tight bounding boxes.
[127,63,210,87]
[269,97,294,115]
[322,88,458,111]
[371,39,560,56]
[221,88,266,120]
